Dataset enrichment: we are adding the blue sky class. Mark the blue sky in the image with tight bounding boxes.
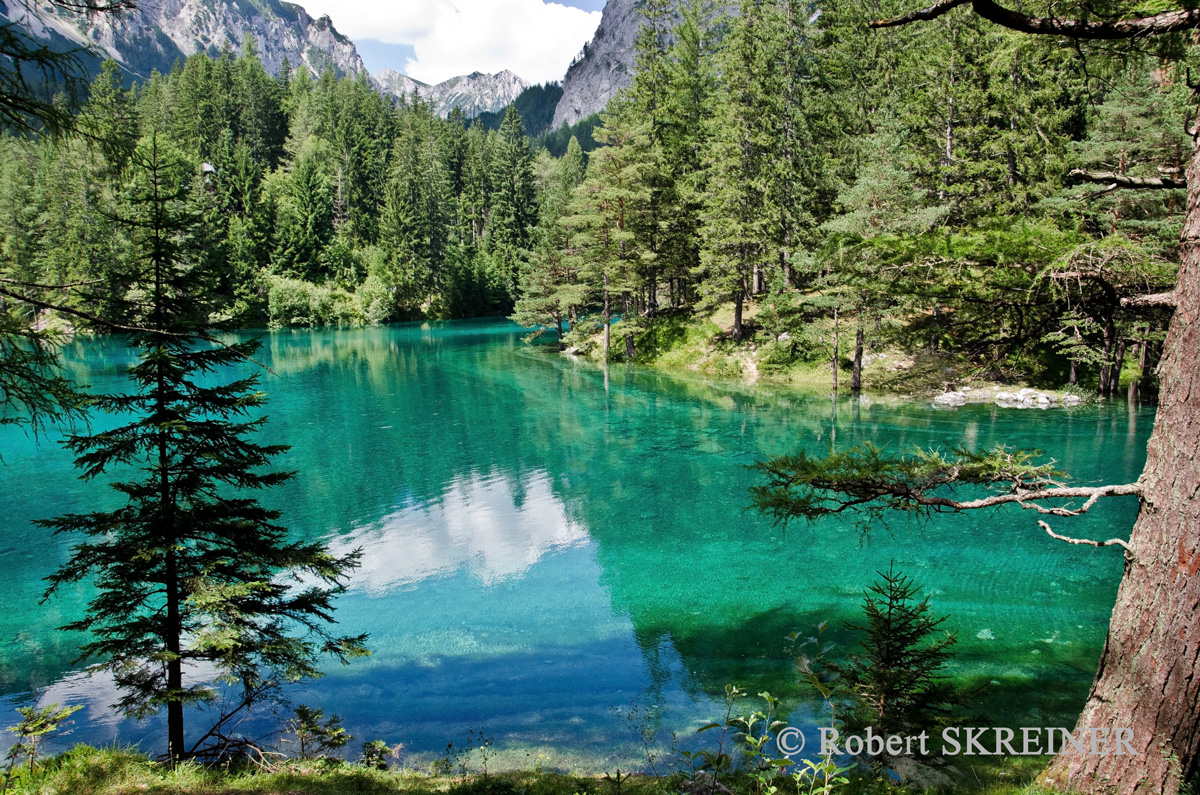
[299,0,606,85]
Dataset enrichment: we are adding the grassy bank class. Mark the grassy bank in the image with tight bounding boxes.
[561,301,1145,402]
[0,745,1066,795]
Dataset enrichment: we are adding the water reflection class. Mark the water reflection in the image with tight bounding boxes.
[331,470,589,593]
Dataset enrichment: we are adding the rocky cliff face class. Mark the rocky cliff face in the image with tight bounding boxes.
[9,0,370,81]
[377,68,529,119]
[551,0,642,130]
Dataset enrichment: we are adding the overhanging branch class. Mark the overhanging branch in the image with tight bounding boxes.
[870,0,1200,39]
[1067,169,1186,190]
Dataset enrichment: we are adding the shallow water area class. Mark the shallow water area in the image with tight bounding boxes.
[0,319,1152,770]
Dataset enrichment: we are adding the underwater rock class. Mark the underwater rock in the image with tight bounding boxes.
[890,757,956,791]
[976,628,997,640]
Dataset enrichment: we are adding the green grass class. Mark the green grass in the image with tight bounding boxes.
[0,745,1072,795]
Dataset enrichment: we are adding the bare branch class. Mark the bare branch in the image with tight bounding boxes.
[1066,169,1186,190]
[0,276,105,290]
[870,0,969,28]
[1038,520,1132,553]
[879,482,1141,516]
[870,0,1200,39]
[1122,291,1177,307]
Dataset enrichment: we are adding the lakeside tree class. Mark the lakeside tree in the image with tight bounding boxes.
[39,139,367,762]
[751,8,1200,795]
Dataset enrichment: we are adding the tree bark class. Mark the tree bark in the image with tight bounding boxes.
[1112,338,1127,395]
[1041,117,1200,795]
[1099,314,1116,395]
[852,321,864,393]
[603,276,611,361]
[733,284,745,342]
[832,305,840,393]
[623,293,635,359]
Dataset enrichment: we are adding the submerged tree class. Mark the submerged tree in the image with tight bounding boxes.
[39,139,367,763]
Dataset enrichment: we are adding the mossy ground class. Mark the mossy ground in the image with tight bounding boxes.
[0,746,1068,795]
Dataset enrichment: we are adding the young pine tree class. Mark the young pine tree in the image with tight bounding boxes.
[40,138,367,763]
[839,566,961,752]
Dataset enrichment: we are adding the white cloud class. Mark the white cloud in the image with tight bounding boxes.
[296,0,602,85]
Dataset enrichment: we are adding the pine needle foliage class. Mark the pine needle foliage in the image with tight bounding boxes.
[750,443,1066,528]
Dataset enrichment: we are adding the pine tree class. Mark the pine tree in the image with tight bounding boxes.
[839,566,961,752]
[698,1,772,341]
[511,136,587,347]
[565,99,654,360]
[487,106,538,302]
[40,138,367,763]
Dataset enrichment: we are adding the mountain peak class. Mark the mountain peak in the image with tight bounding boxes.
[377,69,529,119]
[552,0,646,129]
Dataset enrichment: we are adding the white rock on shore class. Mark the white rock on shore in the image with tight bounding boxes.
[933,387,1082,409]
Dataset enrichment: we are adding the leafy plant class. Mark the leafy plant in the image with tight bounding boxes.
[727,692,792,795]
[4,703,83,774]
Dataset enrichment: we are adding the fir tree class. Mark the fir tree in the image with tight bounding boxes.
[39,138,367,763]
[839,565,961,752]
[487,106,538,301]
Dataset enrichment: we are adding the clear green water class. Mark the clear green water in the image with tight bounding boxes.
[0,319,1151,769]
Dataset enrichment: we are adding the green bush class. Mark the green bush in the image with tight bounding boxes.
[266,276,366,328]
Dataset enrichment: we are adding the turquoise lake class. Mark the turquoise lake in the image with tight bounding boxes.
[0,319,1152,769]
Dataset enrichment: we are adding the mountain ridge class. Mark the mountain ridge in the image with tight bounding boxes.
[6,0,531,119]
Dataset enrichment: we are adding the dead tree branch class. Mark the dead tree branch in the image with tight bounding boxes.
[1039,520,1133,553]
[1066,169,1187,190]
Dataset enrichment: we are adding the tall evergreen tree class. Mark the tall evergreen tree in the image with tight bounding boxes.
[40,138,367,762]
[487,106,538,302]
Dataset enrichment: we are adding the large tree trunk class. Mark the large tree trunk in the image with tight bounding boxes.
[1041,126,1200,795]
[831,305,840,393]
[1099,314,1116,395]
[1112,338,1127,395]
[603,276,611,361]
[166,547,184,763]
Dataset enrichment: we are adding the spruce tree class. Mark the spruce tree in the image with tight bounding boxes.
[698,0,771,341]
[40,138,367,763]
[839,566,961,750]
[487,106,538,300]
[511,136,587,347]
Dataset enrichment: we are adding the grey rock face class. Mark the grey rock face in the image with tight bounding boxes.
[551,0,642,130]
[11,0,370,81]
